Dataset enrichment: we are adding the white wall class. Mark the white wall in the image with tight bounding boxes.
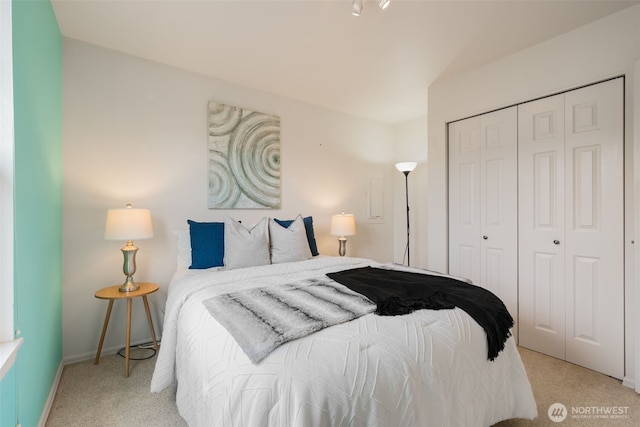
[62,39,396,362]
[425,6,640,387]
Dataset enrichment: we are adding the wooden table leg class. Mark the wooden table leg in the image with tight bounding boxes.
[125,297,132,378]
[142,295,159,351]
[95,300,114,365]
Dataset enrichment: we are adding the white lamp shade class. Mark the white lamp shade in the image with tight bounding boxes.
[330,213,356,237]
[104,207,154,240]
[395,162,417,173]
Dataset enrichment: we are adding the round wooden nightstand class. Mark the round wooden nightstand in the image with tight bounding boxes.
[94,282,159,377]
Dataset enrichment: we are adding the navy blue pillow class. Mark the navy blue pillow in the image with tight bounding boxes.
[274,216,319,256]
[187,220,225,269]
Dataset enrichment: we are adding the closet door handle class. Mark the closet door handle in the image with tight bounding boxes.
[482,235,488,240]
[553,240,560,245]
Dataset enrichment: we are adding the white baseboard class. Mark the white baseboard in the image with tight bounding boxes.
[622,376,636,391]
[63,337,157,365]
[38,360,63,427]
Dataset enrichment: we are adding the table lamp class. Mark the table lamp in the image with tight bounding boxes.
[104,204,153,292]
[330,212,356,256]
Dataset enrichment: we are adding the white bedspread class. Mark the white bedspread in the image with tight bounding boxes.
[151,257,537,426]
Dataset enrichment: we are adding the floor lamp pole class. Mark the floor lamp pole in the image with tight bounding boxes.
[403,170,411,266]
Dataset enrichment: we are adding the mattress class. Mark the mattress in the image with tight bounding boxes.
[151,256,537,426]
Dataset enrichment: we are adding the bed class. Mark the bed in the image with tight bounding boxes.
[150,217,537,426]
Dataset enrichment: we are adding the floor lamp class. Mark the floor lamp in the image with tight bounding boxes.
[395,162,417,266]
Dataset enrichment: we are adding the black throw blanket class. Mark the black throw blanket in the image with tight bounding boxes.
[327,267,513,361]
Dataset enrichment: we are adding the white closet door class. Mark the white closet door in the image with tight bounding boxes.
[449,116,482,285]
[518,94,566,360]
[564,79,624,379]
[479,108,518,326]
[519,79,624,379]
[449,107,518,325]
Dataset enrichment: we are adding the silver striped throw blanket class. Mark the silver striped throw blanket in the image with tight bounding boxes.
[203,277,375,363]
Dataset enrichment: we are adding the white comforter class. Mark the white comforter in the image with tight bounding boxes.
[151,257,537,426]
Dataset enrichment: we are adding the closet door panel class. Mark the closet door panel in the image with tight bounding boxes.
[449,117,481,285]
[518,94,566,360]
[480,107,518,324]
[564,78,624,379]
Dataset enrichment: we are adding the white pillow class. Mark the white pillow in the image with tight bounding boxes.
[174,230,191,270]
[224,217,271,269]
[269,215,312,264]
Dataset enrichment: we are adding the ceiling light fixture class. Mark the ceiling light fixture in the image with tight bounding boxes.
[352,0,390,17]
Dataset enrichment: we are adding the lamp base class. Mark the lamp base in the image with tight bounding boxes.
[338,237,347,257]
[119,277,140,292]
[119,241,140,292]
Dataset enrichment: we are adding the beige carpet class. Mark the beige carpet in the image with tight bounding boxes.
[46,348,187,427]
[496,348,639,427]
[46,347,639,426]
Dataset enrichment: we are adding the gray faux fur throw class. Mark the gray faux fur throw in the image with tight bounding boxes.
[203,277,375,363]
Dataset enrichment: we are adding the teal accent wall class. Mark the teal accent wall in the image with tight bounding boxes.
[1,366,17,427]
[11,0,63,425]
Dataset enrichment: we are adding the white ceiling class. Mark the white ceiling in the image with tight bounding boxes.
[51,0,639,125]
